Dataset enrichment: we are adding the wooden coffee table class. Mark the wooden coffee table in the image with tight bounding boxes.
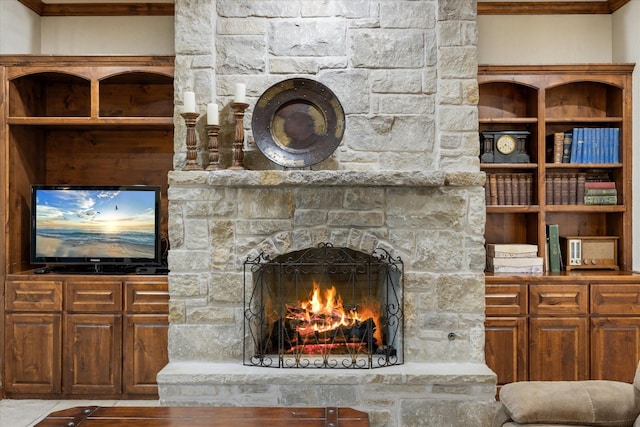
[34,405,370,426]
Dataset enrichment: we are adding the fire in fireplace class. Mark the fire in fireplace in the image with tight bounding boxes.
[243,243,403,369]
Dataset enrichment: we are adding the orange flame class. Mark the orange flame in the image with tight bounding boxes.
[285,282,382,349]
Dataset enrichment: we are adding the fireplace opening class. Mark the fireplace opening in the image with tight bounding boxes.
[243,243,404,368]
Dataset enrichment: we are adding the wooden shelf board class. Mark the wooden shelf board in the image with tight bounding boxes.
[544,163,623,169]
[486,205,540,214]
[8,117,174,127]
[481,163,538,169]
[545,117,624,123]
[480,118,538,124]
[544,205,626,213]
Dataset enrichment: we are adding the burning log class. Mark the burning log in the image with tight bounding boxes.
[268,317,378,355]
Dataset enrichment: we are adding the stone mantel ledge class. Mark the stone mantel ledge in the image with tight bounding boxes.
[158,361,497,386]
[168,170,485,188]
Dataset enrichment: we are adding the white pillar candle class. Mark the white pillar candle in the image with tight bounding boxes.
[183,91,196,113]
[234,83,246,103]
[207,103,219,125]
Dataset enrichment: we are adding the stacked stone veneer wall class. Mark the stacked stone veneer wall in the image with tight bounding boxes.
[161,1,497,426]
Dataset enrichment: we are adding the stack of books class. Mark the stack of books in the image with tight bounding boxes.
[584,180,617,205]
[486,244,543,274]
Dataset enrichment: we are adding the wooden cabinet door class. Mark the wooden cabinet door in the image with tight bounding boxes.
[485,317,527,386]
[591,317,640,383]
[529,317,588,381]
[63,313,122,395]
[4,313,62,394]
[124,314,168,395]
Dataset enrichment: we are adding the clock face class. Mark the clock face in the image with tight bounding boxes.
[496,134,517,155]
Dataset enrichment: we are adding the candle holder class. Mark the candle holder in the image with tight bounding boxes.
[205,124,223,170]
[181,112,203,171]
[229,102,250,170]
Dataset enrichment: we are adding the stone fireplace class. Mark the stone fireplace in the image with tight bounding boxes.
[159,0,497,426]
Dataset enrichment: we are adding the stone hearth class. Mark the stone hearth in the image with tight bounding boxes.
[159,1,497,425]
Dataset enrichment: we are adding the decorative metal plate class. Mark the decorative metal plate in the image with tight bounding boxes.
[252,78,345,168]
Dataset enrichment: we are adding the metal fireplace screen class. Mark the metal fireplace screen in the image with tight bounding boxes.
[243,243,403,368]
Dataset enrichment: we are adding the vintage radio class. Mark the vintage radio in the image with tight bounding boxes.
[560,236,619,271]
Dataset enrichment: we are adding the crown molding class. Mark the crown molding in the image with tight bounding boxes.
[18,0,631,17]
[478,0,631,15]
[18,0,174,16]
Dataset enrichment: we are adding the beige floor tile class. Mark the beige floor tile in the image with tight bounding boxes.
[0,399,160,427]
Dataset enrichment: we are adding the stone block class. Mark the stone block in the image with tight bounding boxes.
[380,1,436,29]
[216,36,266,74]
[351,29,425,68]
[268,20,346,56]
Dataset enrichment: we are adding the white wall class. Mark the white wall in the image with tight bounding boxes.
[0,2,173,55]
[478,15,612,64]
[0,0,41,54]
[40,16,174,55]
[612,0,640,271]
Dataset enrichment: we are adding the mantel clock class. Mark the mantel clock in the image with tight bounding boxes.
[481,131,530,163]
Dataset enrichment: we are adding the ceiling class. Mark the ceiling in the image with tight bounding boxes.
[17,0,632,17]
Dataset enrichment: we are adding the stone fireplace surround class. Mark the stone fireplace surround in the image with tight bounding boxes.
[160,1,497,425]
[159,170,496,426]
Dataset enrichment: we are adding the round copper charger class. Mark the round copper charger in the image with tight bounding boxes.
[251,78,345,168]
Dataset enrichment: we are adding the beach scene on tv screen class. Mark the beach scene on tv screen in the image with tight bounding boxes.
[35,189,156,259]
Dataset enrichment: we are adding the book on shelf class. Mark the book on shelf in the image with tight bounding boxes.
[553,174,562,205]
[577,173,586,205]
[584,188,617,196]
[562,132,572,163]
[489,174,498,205]
[546,224,561,273]
[584,194,617,205]
[486,256,544,274]
[545,178,553,205]
[560,175,569,205]
[487,244,538,258]
[504,175,513,205]
[497,174,506,205]
[584,180,616,189]
[553,132,564,163]
[568,174,577,204]
[570,127,583,163]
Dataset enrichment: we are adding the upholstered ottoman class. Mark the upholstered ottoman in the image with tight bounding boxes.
[493,363,640,426]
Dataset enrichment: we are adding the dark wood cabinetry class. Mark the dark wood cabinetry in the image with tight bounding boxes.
[124,280,170,395]
[0,56,174,398]
[4,275,168,398]
[486,274,640,387]
[480,64,640,387]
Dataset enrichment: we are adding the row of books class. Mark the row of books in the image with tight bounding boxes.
[486,243,543,274]
[546,173,617,205]
[485,173,533,206]
[552,128,619,164]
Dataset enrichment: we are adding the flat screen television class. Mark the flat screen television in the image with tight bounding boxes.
[31,184,162,273]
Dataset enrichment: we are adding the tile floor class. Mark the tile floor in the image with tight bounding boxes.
[0,399,159,426]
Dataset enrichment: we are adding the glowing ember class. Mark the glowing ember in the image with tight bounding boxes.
[284,282,382,353]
